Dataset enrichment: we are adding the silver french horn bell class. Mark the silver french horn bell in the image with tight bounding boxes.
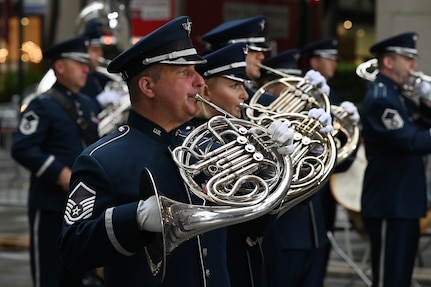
[145,94,293,283]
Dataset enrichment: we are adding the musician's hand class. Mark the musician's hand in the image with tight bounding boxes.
[96,90,122,108]
[413,74,431,102]
[308,108,334,133]
[57,167,72,192]
[267,120,295,155]
[304,69,330,96]
[137,195,162,232]
[340,101,360,124]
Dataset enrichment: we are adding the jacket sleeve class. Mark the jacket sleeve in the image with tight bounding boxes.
[366,97,431,153]
[59,153,155,272]
[11,99,65,183]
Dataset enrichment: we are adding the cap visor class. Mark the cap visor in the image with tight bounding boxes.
[223,74,249,83]
[248,43,271,52]
[160,54,207,65]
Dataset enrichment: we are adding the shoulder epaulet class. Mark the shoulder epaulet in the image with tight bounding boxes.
[372,81,387,99]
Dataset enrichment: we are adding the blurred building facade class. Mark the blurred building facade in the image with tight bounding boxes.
[1,0,431,103]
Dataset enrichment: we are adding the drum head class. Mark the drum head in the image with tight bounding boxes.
[330,144,366,213]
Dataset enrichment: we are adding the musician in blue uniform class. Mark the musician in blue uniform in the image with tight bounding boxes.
[193,42,276,287]
[80,18,122,111]
[360,32,431,287]
[301,37,361,278]
[261,49,333,287]
[183,42,333,287]
[11,37,99,287]
[58,16,295,287]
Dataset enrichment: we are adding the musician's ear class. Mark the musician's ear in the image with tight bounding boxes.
[138,76,155,99]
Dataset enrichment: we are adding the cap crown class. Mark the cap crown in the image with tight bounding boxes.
[107,16,205,80]
[262,49,301,76]
[369,32,418,58]
[196,43,248,82]
[302,37,338,60]
[201,15,270,52]
[43,36,90,64]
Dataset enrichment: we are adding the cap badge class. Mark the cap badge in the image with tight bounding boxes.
[182,19,192,36]
[259,19,265,31]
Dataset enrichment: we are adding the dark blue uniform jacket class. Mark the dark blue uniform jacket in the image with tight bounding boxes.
[59,110,229,287]
[11,82,99,212]
[361,73,431,219]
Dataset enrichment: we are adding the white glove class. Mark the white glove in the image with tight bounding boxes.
[304,69,330,95]
[96,90,122,108]
[136,195,162,232]
[267,120,295,155]
[340,101,360,124]
[413,73,431,102]
[308,108,334,133]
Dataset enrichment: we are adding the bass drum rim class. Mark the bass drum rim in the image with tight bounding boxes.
[329,143,366,234]
[329,144,366,213]
[330,143,431,235]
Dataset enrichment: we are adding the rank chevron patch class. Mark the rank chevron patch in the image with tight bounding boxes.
[64,181,96,225]
[381,108,404,130]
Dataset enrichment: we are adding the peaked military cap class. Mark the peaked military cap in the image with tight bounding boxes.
[201,15,271,53]
[107,16,206,80]
[81,18,110,46]
[302,37,339,60]
[43,36,90,64]
[369,32,418,58]
[261,49,301,76]
[196,42,248,83]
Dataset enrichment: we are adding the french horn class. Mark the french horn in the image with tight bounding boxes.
[94,58,131,137]
[145,96,294,282]
[250,64,359,166]
[241,104,337,217]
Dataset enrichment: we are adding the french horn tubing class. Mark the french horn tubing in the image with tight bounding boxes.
[252,63,359,166]
[355,58,378,82]
[145,95,293,282]
[241,104,337,217]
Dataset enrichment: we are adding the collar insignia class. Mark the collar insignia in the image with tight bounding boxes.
[153,127,162,136]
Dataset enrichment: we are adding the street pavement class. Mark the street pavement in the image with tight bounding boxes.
[0,113,430,286]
